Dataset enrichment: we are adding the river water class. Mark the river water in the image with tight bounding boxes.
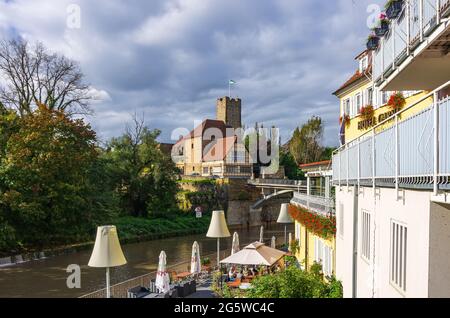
[0,224,293,298]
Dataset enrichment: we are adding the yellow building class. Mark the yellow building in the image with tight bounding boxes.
[289,160,336,278]
[333,50,434,144]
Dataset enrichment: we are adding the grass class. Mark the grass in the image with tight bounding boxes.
[114,214,212,243]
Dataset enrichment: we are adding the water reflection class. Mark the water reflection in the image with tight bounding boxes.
[0,224,293,298]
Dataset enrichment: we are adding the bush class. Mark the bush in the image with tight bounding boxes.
[247,265,343,298]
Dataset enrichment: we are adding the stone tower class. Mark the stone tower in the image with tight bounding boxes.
[216,97,242,129]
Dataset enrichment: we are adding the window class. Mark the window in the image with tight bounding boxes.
[314,238,333,277]
[367,87,373,106]
[359,56,368,73]
[390,221,407,293]
[361,210,371,261]
[203,167,209,175]
[338,203,344,238]
[295,223,301,245]
[355,93,362,115]
[343,98,351,116]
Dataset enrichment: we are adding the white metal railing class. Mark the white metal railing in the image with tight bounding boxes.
[291,192,335,217]
[333,81,450,194]
[373,0,448,83]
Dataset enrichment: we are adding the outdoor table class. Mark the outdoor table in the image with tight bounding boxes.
[176,272,192,280]
[239,283,252,290]
[144,293,161,298]
[226,281,241,289]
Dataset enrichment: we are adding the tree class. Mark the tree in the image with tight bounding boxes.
[104,115,179,218]
[280,151,304,180]
[246,265,343,298]
[289,116,324,165]
[0,104,104,246]
[0,39,93,117]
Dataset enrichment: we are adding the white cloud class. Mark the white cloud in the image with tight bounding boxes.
[0,0,385,147]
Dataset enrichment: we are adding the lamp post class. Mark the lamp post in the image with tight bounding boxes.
[277,204,294,246]
[88,226,127,298]
[206,211,231,268]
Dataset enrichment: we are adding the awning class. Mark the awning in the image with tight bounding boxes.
[220,242,286,267]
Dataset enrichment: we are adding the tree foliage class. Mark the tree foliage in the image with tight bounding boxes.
[0,105,108,246]
[289,116,324,165]
[0,39,93,117]
[103,115,180,218]
[247,264,343,298]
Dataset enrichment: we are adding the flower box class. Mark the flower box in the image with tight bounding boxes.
[386,0,403,20]
[366,35,380,50]
[375,19,390,37]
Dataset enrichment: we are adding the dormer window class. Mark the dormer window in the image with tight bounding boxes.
[359,56,368,73]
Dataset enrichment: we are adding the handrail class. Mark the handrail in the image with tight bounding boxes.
[334,79,450,154]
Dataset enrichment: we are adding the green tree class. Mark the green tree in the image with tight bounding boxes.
[247,265,343,298]
[289,116,324,165]
[280,151,304,180]
[0,105,105,246]
[104,116,179,218]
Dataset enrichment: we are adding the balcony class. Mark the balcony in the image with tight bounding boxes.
[332,81,450,194]
[373,0,450,91]
[291,192,335,218]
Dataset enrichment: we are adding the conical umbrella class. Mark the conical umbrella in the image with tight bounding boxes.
[231,232,240,255]
[271,236,276,249]
[288,233,293,252]
[259,226,264,243]
[190,241,201,274]
[155,251,170,294]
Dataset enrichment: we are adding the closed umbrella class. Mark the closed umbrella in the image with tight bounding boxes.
[190,241,201,274]
[288,233,293,252]
[259,226,264,243]
[155,251,170,294]
[271,236,276,249]
[231,232,240,255]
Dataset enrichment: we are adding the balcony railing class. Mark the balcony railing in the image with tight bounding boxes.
[332,81,450,194]
[291,192,335,217]
[373,0,450,84]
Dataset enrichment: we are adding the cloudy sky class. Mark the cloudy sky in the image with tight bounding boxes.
[0,0,383,146]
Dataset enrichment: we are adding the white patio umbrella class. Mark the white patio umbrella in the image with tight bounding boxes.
[288,233,293,252]
[231,232,240,255]
[271,236,276,249]
[155,251,170,294]
[259,226,264,243]
[190,241,201,274]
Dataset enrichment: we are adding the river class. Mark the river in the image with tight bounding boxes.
[0,224,293,298]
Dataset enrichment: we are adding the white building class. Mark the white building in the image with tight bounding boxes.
[333,1,450,298]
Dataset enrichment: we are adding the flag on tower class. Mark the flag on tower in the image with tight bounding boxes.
[229,80,236,85]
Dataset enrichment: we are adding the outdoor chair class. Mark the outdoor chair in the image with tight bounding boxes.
[149,279,157,293]
[127,286,151,298]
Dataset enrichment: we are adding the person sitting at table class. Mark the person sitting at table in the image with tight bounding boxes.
[243,266,249,277]
[236,270,243,280]
[228,267,236,281]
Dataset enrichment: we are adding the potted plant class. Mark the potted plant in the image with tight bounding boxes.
[339,114,351,127]
[385,0,404,20]
[366,34,380,50]
[387,92,406,111]
[374,14,390,37]
[359,105,375,120]
[201,257,212,272]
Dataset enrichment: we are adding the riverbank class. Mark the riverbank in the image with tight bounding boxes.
[0,214,211,263]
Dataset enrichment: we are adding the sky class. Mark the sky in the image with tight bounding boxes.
[0,0,384,146]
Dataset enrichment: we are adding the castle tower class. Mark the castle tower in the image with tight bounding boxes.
[216,97,242,129]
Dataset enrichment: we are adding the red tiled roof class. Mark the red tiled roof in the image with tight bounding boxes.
[175,119,228,146]
[333,65,372,96]
[299,160,332,169]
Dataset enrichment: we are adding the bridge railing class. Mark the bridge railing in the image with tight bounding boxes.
[291,192,335,218]
[248,178,306,187]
